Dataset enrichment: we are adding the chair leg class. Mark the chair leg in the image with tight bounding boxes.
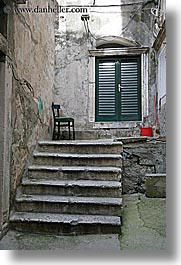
[52,122,56,140]
[53,120,75,140]
[68,122,71,140]
[72,120,75,140]
[58,121,61,140]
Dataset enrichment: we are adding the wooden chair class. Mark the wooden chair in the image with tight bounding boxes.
[52,102,75,140]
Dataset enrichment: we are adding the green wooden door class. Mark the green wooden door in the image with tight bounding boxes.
[95,56,141,122]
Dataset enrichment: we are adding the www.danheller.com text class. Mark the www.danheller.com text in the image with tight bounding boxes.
[13,4,88,14]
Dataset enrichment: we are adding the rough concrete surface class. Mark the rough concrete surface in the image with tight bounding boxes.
[0,194,166,251]
[120,194,166,250]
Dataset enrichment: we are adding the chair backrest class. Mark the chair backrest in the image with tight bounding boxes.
[52,102,61,118]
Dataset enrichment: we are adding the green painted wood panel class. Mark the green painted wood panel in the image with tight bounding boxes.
[95,56,141,122]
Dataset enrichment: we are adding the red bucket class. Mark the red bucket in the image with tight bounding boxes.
[140,127,153,137]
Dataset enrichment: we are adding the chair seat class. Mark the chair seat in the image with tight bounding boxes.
[55,116,74,122]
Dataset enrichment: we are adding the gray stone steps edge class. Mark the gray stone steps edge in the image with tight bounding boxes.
[15,195,123,206]
[38,140,123,146]
[10,212,121,235]
[20,179,122,197]
[37,140,123,154]
[33,153,122,167]
[22,179,122,189]
[28,165,122,181]
[28,165,122,173]
[145,173,166,177]
[33,152,123,159]
[10,212,121,226]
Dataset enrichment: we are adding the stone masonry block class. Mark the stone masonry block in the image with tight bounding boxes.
[145,174,166,198]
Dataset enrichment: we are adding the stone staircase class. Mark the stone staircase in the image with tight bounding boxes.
[10,140,123,235]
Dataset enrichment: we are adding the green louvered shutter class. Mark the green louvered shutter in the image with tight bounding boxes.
[95,59,118,121]
[95,56,141,122]
[120,57,141,121]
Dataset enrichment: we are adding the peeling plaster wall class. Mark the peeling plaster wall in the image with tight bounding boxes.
[54,0,125,131]
[0,0,14,237]
[10,0,55,198]
[114,1,158,129]
[55,31,90,128]
[54,0,158,133]
[0,0,55,235]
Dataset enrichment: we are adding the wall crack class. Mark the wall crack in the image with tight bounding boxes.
[15,12,38,45]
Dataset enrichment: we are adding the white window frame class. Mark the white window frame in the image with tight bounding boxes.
[88,47,149,129]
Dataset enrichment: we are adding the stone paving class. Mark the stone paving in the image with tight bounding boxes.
[0,194,166,252]
[120,194,166,250]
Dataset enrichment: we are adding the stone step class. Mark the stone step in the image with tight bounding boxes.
[145,173,166,198]
[38,140,123,154]
[28,165,122,181]
[66,129,140,140]
[21,179,122,198]
[11,138,123,235]
[15,195,122,216]
[33,152,122,167]
[10,212,121,235]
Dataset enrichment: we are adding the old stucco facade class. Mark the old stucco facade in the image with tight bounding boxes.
[54,0,166,137]
[0,0,55,237]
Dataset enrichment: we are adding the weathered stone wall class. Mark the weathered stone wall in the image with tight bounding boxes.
[121,0,157,126]
[10,0,55,198]
[158,103,166,136]
[0,0,15,237]
[0,0,55,236]
[54,0,158,133]
[121,0,154,46]
[121,138,166,194]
